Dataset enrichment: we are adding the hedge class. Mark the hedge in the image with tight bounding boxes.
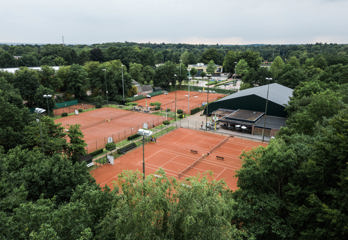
[61,112,68,117]
[117,143,137,155]
[105,142,116,151]
[127,133,140,141]
[90,148,104,157]
[126,95,145,102]
[191,106,203,115]
[163,120,170,125]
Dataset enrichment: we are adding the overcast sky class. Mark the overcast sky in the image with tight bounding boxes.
[1,0,347,45]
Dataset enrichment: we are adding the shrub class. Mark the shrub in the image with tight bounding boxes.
[90,148,103,157]
[95,104,102,108]
[126,102,138,106]
[105,142,116,151]
[154,106,160,110]
[78,109,83,112]
[177,109,183,114]
[117,143,137,155]
[163,120,170,125]
[150,101,162,107]
[191,106,203,115]
[128,133,140,141]
[178,114,184,119]
[61,112,68,117]
[166,108,171,112]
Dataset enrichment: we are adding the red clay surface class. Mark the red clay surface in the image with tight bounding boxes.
[53,103,95,116]
[135,90,225,114]
[91,128,267,190]
[55,107,166,153]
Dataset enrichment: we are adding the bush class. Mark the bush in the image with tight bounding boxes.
[150,101,162,107]
[126,102,138,106]
[117,143,137,155]
[61,112,68,117]
[178,114,184,119]
[105,142,116,151]
[166,108,171,112]
[177,109,183,114]
[78,109,83,112]
[95,104,102,108]
[154,105,160,110]
[163,120,170,125]
[90,148,104,157]
[128,133,140,141]
[191,106,203,115]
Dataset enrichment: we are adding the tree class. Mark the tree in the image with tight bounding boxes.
[129,63,144,84]
[154,61,176,89]
[67,124,87,163]
[13,67,40,107]
[270,56,285,79]
[206,60,216,75]
[223,50,238,73]
[95,170,247,239]
[33,85,55,114]
[39,65,62,91]
[201,48,224,65]
[190,67,198,79]
[143,65,155,84]
[180,50,196,66]
[0,77,32,151]
[84,61,104,97]
[235,59,249,77]
[90,48,104,62]
[64,64,89,99]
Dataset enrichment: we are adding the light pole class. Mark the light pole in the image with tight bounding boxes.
[262,78,272,142]
[174,74,177,121]
[35,107,46,149]
[43,94,52,116]
[102,69,108,105]
[205,74,211,131]
[122,64,125,103]
[138,123,152,180]
[188,71,190,116]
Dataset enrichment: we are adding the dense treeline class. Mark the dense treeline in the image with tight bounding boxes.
[0,43,347,239]
[1,42,347,68]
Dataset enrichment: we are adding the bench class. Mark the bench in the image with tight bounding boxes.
[190,149,198,154]
[216,156,224,161]
[86,162,94,168]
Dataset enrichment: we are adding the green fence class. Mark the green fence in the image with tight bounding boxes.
[54,100,78,109]
[175,85,235,94]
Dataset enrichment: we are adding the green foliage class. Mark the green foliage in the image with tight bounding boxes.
[127,133,140,141]
[235,59,249,77]
[67,124,87,163]
[95,170,245,239]
[163,120,170,125]
[190,67,198,78]
[105,142,116,151]
[177,109,183,114]
[117,143,137,154]
[206,60,217,75]
[270,56,285,79]
[61,112,68,117]
[190,106,203,115]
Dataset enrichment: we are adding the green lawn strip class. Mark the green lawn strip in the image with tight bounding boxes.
[91,124,176,167]
[53,107,97,120]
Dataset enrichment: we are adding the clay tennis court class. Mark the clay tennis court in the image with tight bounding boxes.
[91,128,267,190]
[135,90,225,114]
[55,107,166,153]
[53,103,95,116]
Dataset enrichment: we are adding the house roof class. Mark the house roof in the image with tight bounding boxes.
[216,83,293,107]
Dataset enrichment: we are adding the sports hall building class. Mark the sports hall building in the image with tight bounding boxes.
[205,83,293,137]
